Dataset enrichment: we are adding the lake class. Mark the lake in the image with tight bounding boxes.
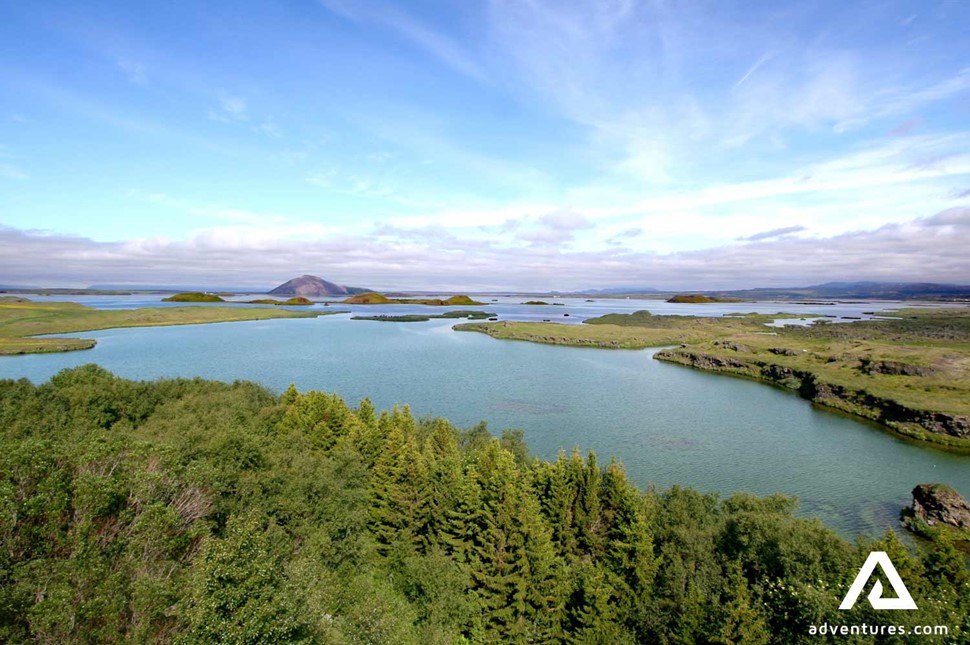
[1,296,967,537]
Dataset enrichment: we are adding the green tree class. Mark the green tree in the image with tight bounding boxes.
[181,513,309,644]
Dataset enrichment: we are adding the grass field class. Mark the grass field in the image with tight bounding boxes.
[456,308,970,448]
[0,299,328,355]
[454,311,816,349]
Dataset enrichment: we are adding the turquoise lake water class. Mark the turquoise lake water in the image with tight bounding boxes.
[1,296,967,537]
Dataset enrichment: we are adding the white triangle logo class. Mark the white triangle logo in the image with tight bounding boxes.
[839,551,917,610]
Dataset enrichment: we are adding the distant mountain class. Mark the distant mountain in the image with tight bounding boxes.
[580,286,661,295]
[717,282,970,300]
[267,275,371,297]
[580,282,970,300]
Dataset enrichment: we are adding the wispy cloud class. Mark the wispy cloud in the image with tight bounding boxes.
[318,0,487,82]
[126,190,290,226]
[116,58,148,86]
[734,52,774,89]
[0,163,29,181]
[208,96,248,123]
[738,225,806,241]
[254,119,283,138]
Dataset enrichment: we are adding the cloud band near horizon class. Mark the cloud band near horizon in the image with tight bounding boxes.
[3,207,967,292]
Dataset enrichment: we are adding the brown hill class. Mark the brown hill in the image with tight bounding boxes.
[268,275,370,297]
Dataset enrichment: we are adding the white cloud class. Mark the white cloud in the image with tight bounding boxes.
[209,96,249,123]
[254,119,283,138]
[3,207,967,291]
[0,163,29,181]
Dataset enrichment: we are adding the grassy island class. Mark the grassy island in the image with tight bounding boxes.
[522,300,564,305]
[342,292,485,306]
[0,366,965,642]
[456,308,970,448]
[161,292,225,303]
[352,310,496,322]
[0,298,330,355]
[245,297,314,306]
[667,294,743,303]
[163,293,316,306]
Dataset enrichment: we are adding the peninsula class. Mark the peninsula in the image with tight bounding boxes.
[455,308,970,449]
[0,298,334,355]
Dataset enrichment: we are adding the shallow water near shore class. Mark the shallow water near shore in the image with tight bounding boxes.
[3,306,968,538]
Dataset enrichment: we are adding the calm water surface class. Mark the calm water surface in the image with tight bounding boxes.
[2,305,967,538]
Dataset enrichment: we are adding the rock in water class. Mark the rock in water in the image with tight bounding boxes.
[910,484,970,530]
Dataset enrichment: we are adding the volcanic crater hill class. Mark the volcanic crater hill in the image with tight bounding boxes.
[267,274,371,297]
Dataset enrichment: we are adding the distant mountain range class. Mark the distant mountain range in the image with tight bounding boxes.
[573,286,661,295]
[581,281,970,300]
[716,281,970,300]
[2,279,967,301]
[267,274,371,297]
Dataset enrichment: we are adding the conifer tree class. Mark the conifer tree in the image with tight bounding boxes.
[369,426,431,554]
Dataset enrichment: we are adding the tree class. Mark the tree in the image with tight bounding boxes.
[181,513,309,644]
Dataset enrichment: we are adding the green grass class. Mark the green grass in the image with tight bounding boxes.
[444,295,484,306]
[161,292,226,302]
[455,308,970,448]
[0,299,328,355]
[454,320,713,348]
[456,311,799,348]
[342,292,394,304]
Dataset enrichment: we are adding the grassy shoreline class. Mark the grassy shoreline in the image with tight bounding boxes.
[455,309,970,449]
[0,299,333,355]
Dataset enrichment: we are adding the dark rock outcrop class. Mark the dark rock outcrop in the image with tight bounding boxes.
[909,484,970,530]
[713,341,751,353]
[857,358,937,377]
[653,350,970,442]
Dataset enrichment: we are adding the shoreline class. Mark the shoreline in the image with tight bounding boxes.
[0,300,335,356]
[454,309,970,451]
[653,348,970,452]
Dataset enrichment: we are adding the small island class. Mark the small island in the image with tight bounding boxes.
[163,293,315,306]
[522,300,564,306]
[352,310,496,323]
[162,292,226,303]
[341,292,485,306]
[244,297,314,306]
[666,294,742,303]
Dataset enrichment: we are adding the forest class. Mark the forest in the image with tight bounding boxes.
[1,366,967,643]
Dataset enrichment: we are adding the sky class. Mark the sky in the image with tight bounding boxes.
[1,0,968,291]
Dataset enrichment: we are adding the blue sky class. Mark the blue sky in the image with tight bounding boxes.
[1,0,968,290]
